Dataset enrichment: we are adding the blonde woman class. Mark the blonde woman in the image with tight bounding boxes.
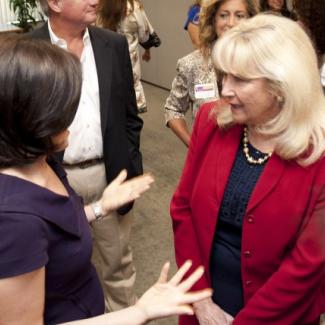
[164,0,259,147]
[171,14,325,325]
[98,0,158,113]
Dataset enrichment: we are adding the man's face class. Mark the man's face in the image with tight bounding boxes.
[59,0,98,25]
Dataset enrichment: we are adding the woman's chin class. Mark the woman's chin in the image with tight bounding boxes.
[54,142,69,152]
[230,111,248,125]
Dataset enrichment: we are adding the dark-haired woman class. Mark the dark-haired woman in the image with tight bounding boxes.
[0,36,211,325]
[260,0,293,18]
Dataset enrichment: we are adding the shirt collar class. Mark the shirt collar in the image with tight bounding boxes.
[48,20,90,50]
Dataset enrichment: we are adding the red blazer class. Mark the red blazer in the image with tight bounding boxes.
[171,102,325,325]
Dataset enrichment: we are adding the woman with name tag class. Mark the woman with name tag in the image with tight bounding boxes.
[171,14,325,325]
[164,0,259,147]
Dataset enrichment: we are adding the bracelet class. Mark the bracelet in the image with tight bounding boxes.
[91,202,103,221]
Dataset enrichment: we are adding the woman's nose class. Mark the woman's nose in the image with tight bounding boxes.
[221,79,235,98]
[227,15,235,28]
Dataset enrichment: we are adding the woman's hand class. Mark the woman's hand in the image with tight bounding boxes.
[135,260,212,321]
[142,49,151,62]
[100,170,154,215]
[193,298,234,325]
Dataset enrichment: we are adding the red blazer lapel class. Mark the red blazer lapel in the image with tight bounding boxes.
[246,154,286,213]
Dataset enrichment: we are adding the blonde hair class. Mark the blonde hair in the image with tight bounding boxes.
[199,0,259,57]
[212,14,325,165]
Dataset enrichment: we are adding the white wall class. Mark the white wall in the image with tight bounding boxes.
[141,0,194,89]
[0,0,16,24]
[0,0,43,25]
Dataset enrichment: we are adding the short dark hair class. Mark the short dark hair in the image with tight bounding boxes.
[260,0,292,18]
[0,36,82,168]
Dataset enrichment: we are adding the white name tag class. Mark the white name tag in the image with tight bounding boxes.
[194,83,216,99]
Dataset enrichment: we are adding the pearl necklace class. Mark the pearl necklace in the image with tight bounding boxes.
[243,127,272,165]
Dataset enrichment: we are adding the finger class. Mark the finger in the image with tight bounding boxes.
[133,173,155,187]
[169,260,192,286]
[128,184,152,201]
[133,181,153,194]
[125,174,154,191]
[172,305,194,316]
[112,169,128,185]
[177,289,213,305]
[177,266,205,292]
[157,261,170,284]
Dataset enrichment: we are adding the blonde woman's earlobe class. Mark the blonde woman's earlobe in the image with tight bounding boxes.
[276,95,284,106]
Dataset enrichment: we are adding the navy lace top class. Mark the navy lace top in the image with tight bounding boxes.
[210,139,268,316]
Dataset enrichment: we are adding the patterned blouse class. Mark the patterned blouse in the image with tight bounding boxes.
[164,49,219,124]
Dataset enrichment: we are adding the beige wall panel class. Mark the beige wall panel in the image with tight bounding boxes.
[141,0,194,89]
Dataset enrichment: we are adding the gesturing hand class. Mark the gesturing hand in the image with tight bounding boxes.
[100,170,154,215]
[135,260,212,322]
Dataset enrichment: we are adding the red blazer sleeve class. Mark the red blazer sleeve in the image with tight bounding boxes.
[170,104,214,291]
[234,170,325,324]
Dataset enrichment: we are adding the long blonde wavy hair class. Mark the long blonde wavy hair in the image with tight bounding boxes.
[212,14,325,166]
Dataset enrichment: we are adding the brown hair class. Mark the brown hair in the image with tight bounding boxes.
[260,0,292,17]
[199,0,259,57]
[0,36,82,167]
[98,0,134,31]
[292,0,325,57]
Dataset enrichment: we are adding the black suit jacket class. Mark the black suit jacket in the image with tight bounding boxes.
[29,23,143,214]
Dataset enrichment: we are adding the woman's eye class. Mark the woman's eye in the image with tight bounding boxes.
[233,75,249,83]
[236,14,246,20]
[219,13,228,19]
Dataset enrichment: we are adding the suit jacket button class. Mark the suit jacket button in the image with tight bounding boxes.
[247,215,254,223]
[244,250,251,257]
[245,280,252,286]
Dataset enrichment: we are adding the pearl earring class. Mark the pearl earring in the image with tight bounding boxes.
[276,95,284,106]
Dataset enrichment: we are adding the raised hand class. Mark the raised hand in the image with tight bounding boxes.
[100,170,154,215]
[135,260,212,321]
